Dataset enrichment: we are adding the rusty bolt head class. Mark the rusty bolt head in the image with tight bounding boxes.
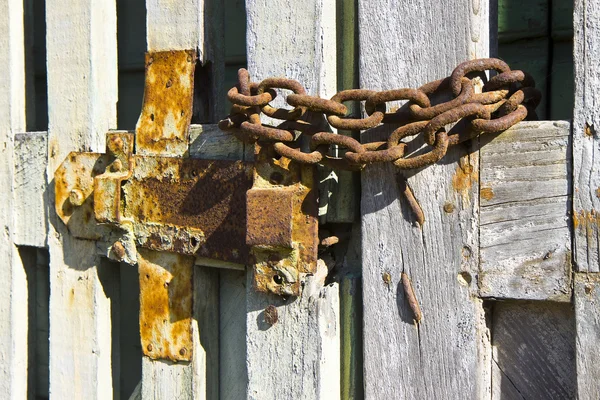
[264,305,278,325]
[112,241,126,261]
[110,159,123,172]
[147,344,153,352]
[179,348,187,356]
[108,136,124,153]
[68,189,85,206]
[443,203,455,213]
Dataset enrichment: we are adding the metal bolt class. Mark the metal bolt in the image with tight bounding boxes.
[112,241,126,261]
[110,159,123,172]
[179,348,187,356]
[108,136,124,153]
[443,203,455,213]
[69,189,85,206]
[147,344,153,352]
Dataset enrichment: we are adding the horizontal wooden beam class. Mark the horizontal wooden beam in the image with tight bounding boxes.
[479,120,572,301]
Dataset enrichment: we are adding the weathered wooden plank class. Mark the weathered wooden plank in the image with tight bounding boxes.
[479,121,571,301]
[45,0,118,397]
[218,269,247,400]
[574,273,600,399]
[245,1,340,398]
[359,0,490,398]
[13,132,47,248]
[140,0,224,396]
[491,301,576,399]
[573,0,600,273]
[0,0,28,396]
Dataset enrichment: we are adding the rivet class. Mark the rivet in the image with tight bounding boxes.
[110,159,123,172]
[112,241,126,261]
[147,344,153,352]
[68,189,85,206]
[179,348,187,356]
[108,136,124,153]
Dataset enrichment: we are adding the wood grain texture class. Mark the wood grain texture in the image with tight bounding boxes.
[491,301,576,399]
[45,0,118,397]
[218,269,247,400]
[358,0,490,397]
[573,0,600,272]
[13,132,47,248]
[245,1,340,398]
[575,273,600,399]
[246,272,340,400]
[0,0,28,396]
[479,121,572,301]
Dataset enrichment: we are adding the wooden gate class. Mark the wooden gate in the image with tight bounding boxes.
[0,0,598,399]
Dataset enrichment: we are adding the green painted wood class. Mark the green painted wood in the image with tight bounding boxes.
[550,40,574,121]
[499,38,550,119]
[498,0,548,42]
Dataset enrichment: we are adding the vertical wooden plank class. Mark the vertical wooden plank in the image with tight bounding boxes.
[245,1,340,397]
[218,269,247,400]
[142,0,223,396]
[573,0,600,273]
[575,273,600,399]
[0,0,30,398]
[45,0,118,397]
[14,132,48,248]
[359,0,490,398]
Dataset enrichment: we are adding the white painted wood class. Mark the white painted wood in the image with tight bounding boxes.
[146,0,205,55]
[245,1,340,398]
[14,132,47,248]
[573,0,600,273]
[0,0,28,397]
[574,273,600,399]
[358,0,490,398]
[46,0,118,397]
[479,121,571,301]
[246,267,340,400]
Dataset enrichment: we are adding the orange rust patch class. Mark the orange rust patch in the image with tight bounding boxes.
[135,50,196,156]
[596,187,600,199]
[452,165,477,193]
[480,186,494,201]
[574,209,599,231]
[585,123,595,137]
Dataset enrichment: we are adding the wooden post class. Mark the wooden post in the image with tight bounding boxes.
[358,0,491,398]
[46,0,118,398]
[574,0,600,397]
[139,2,224,399]
[245,1,341,398]
[0,0,28,397]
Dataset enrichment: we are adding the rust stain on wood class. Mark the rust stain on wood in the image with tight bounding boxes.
[138,248,194,362]
[452,164,477,194]
[480,186,494,200]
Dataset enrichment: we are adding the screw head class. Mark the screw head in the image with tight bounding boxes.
[179,348,187,356]
[69,189,85,206]
[110,159,123,172]
[147,344,153,352]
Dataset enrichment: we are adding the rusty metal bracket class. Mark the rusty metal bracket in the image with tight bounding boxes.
[247,144,318,296]
[54,49,320,360]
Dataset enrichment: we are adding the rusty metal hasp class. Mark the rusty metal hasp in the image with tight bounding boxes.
[54,49,319,360]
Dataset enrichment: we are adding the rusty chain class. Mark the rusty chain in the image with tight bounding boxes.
[218,58,541,172]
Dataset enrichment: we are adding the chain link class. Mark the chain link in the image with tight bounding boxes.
[219,58,541,171]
